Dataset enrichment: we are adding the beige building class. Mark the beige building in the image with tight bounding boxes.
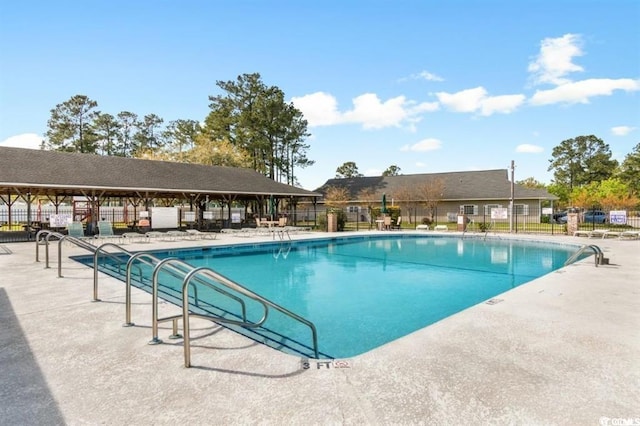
[314,169,557,225]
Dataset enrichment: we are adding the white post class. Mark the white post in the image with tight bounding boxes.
[510,160,515,233]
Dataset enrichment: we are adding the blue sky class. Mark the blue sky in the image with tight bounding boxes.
[1,0,638,191]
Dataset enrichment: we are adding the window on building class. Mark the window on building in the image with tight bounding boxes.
[514,204,529,215]
[459,205,478,215]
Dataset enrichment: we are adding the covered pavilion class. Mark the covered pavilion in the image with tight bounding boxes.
[0,147,320,240]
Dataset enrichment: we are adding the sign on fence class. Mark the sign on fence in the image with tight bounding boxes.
[609,210,627,225]
[491,208,508,220]
[49,214,72,228]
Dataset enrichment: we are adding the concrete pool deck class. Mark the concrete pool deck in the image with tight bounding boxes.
[1,231,638,425]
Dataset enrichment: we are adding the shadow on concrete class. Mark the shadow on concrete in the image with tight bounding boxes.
[0,288,65,425]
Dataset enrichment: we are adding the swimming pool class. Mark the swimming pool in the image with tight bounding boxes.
[76,235,584,359]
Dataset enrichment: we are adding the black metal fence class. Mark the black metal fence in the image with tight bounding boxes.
[300,206,640,235]
[2,205,639,243]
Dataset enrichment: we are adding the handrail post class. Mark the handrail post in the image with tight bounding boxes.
[58,238,63,277]
[45,234,51,268]
[93,242,133,303]
[149,257,180,345]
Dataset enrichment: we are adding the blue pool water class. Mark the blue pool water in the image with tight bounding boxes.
[76,235,583,359]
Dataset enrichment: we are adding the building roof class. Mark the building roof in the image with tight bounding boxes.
[316,169,557,201]
[0,147,320,200]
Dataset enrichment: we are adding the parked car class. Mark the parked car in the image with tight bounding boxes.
[553,211,568,223]
[552,208,579,224]
[583,210,607,223]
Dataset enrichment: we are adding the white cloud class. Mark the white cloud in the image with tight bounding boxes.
[0,133,43,149]
[415,162,426,168]
[528,34,584,86]
[480,94,527,116]
[399,70,445,82]
[342,93,410,129]
[400,138,442,152]
[529,78,640,105]
[292,91,438,130]
[436,87,487,113]
[436,87,525,116]
[516,144,544,153]
[611,126,635,136]
[290,92,342,127]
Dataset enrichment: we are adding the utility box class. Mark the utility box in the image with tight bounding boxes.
[457,214,468,231]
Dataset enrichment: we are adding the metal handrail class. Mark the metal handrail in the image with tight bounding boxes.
[35,230,320,362]
[564,244,604,267]
[150,258,266,345]
[182,266,319,367]
[93,242,136,301]
[124,253,247,328]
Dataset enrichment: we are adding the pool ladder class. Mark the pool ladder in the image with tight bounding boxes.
[34,230,320,365]
[564,244,607,267]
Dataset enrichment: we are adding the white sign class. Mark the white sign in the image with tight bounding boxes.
[231,213,241,223]
[609,210,627,225]
[491,208,508,220]
[49,214,72,228]
[150,207,178,229]
[542,207,553,215]
[183,211,196,222]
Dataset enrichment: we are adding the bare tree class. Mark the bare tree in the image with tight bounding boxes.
[415,178,445,222]
[393,185,419,224]
[324,186,350,209]
[357,187,378,226]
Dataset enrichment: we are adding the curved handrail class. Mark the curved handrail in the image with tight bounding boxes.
[34,229,63,266]
[181,266,319,367]
[124,253,247,327]
[93,242,134,301]
[151,259,268,344]
[564,244,604,267]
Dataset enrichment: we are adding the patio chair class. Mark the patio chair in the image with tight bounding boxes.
[145,231,171,241]
[122,232,148,243]
[66,221,93,242]
[96,221,122,243]
[588,229,611,239]
[167,230,190,240]
[390,216,402,230]
[185,229,217,240]
[619,230,640,240]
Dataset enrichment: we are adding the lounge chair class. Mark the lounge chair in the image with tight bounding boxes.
[96,221,122,243]
[573,230,592,238]
[145,231,170,241]
[185,229,217,240]
[166,230,190,240]
[588,229,610,239]
[619,230,640,240]
[122,232,148,243]
[66,221,93,242]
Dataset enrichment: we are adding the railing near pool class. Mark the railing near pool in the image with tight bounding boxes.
[34,229,320,365]
[564,244,606,267]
